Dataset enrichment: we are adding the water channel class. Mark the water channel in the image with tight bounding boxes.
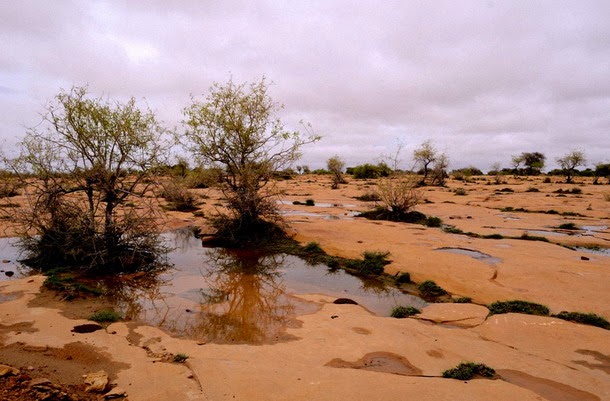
[0,230,426,344]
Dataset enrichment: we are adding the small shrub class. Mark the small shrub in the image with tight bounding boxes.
[425,216,442,227]
[454,187,467,196]
[391,306,420,318]
[303,241,323,253]
[558,222,578,230]
[305,199,315,206]
[89,309,122,323]
[345,251,390,276]
[519,233,549,242]
[553,311,610,330]
[498,187,514,193]
[488,300,550,316]
[418,280,447,299]
[570,187,582,194]
[395,272,411,284]
[454,297,472,304]
[162,181,197,212]
[442,362,496,380]
[482,234,504,239]
[443,226,464,235]
[355,193,381,202]
[543,177,551,183]
[525,186,539,192]
[173,353,189,363]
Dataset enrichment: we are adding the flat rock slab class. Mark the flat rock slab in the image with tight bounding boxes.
[416,303,490,327]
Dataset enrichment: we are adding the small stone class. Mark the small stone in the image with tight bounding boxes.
[0,364,19,376]
[27,366,35,371]
[2,260,9,263]
[84,370,109,393]
[30,378,52,386]
[72,323,103,333]
[5,271,14,277]
[104,387,127,399]
[581,256,590,261]
[331,315,339,319]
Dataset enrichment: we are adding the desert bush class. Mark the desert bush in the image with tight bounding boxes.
[303,241,323,254]
[552,311,610,330]
[327,156,346,189]
[173,353,189,363]
[488,300,550,316]
[442,362,496,380]
[395,272,411,284]
[374,176,422,220]
[557,222,578,230]
[355,192,381,202]
[454,187,467,196]
[519,232,550,242]
[418,280,447,299]
[390,306,420,318]
[89,309,122,323]
[543,177,551,183]
[305,198,315,206]
[348,163,392,179]
[0,173,19,198]
[425,216,442,227]
[161,180,197,212]
[525,186,540,192]
[345,251,390,276]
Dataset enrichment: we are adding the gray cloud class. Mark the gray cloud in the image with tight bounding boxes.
[1,0,609,169]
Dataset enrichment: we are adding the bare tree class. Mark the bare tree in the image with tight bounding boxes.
[557,150,586,183]
[182,77,320,239]
[375,175,422,220]
[326,155,346,189]
[7,86,169,272]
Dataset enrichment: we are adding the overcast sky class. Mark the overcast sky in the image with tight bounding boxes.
[1,0,609,171]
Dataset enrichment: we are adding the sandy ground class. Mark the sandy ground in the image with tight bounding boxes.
[1,174,609,400]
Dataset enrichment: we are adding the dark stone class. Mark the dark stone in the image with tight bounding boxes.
[71,324,103,333]
[4,271,14,277]
[333,298,358,305]
[581,256,590,261]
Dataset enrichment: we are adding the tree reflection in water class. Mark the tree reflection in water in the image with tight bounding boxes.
[195,248,296,343]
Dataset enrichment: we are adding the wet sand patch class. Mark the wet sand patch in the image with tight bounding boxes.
[326,351,422,376]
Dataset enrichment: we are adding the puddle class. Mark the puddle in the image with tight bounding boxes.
[278,200,356,208]
[498,369,600,401]
[580,225,608,234]
[280,210,358,220]
[524,230,567,237]
[575,247,610,256]
[0,238,26,281]
[103,231,426,344]
[326,351,422,376]
[435,247,501,265]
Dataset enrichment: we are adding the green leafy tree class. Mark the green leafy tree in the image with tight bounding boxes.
[8,86,169,272]
[413,140,437,184]
[182,78,320,237]
[557,150,586,183]
[326,155,346,189]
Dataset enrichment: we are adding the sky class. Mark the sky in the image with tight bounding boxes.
[1,0,609,171]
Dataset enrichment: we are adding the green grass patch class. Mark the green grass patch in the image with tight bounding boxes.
[442,362,496,380]
[488,300,550,316]
[519,233,550,242]
[418,280,447,299]
[552,311,610,330]
[390,306,420,318]
[345,251,391,276]
[89,309,122,323]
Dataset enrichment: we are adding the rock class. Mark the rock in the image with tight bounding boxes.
[71,323,103,333]
[30,377,52,390]
[4,271,14,277]
[2,259,9,263]
[581,256,590,261]
[83,370,109,393]
[104,387,127,399]
[0,364,19,376]
[333,298,358,305]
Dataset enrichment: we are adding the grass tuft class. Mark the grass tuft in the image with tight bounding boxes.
[553,311,610,330]
[418,280,447,299]
[442,362,496,380]
[89,309,122,323]
[488,300,549,316]
[390,306,420,318]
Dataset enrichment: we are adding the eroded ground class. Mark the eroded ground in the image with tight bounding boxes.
[1,175,609,400]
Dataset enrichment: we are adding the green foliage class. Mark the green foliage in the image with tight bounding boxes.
[519,233,550,242]
[161,181,197,212]
[425,216,442,227]
[173,353,189,363]
[355,192,381,202]
[454,297,472,303]
[442,362,496,380]
[89,309,122,323]
[488,300,550,316]
[553,311,610,330]
[395,272,411,284]
[303,241,323,253]
[345,251,391,276]
[348,163,392,179]
[454,187,467,196]
[390,306,420,318]
[418,280,447,299]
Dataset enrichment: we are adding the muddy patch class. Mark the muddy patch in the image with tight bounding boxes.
[326,351,422,376]
[435,247,502,265]
[573,349,610,374]
[0,341,129,388]
[351,327,371,335]
[498,369,600,401]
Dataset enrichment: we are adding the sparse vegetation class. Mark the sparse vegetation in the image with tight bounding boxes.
[442,362,496,380]
[557,150,586,183]
[327,155,347,189]
[418,280,447,299]
[557,222,578,230]
[395,272,411,284]
[355,192,381,202]
[173,353,189,363]
[345,251,391,276]
[519,233,550,242]
[488,300,550,316]
[552,311,610,330]
[454,187,467,196]
[454,297,472,303]
[390,306,420,318]
[89,309,122,323]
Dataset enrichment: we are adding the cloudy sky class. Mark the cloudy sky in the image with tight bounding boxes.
[1,0,609,171]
